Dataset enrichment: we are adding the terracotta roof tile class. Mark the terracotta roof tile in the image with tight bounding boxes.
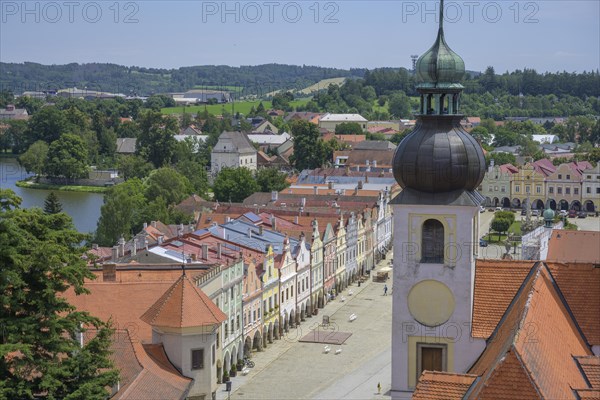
[468,265,593,399]
[574,389,600,399]
[575,356,600,389]
[110,329,191,400]
[472,260,535,338]
[547,263,600,345]
[140,274,226,328]
[412,371,477,400]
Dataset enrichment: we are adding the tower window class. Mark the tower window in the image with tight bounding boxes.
[191,349,204,370]
[421,219,444,264]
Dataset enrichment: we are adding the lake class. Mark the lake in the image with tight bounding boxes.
[0,157,104,234]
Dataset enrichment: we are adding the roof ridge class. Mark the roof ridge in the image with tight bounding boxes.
[186,276,223,323]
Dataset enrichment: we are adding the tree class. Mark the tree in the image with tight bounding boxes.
[388,91,411,118]
[137,111,178,167]
[43,191,63,214]
[26,106,68,144]
[470,126,491,145]
[490,217,511,241]
[256,167,290,193]
[213,167,260,203]
[335,122,363,135]
[0,198,118,399]
[1,120,28,153]
[175,160,209,198]
[486,152,517,167]
[289,120,326,171]
[0,188,22,211]
[95,179,146,246]
[45,134,89,182]
[18,140,49,179]
[144,167,193,206]
[117,154,153,180]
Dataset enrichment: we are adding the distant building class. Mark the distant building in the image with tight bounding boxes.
[0,105,28,120]
[172,90,232,104]
[211,131,257,175]
[115,137,137,154]
[333,140,396,168]
[319,113,368,132]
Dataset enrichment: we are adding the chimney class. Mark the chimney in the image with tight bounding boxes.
[225,216,231,223]
[158,235,164,245]
[301,197,306,207]
[131,238,137,256]
[373,160,377,168]
[259,225,263,235]
[295,215,299,224]
[202,244,209,260]
[247,228,252,238]
[178,223,184,237]
[111,246,119,262]
[217,243,222,259]
[314,186,318,195]
[151,221,157,228]
[358,180,363,190]
[271,191,278,202]
[143,222,147,229]
[92,243,98,250]
[118,236,125,257]
[328,181,333,190]
[191,253,197,261]
[365,174,369,183]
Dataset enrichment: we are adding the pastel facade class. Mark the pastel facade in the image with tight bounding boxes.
[582,164,600,212]
[261,246,280,344]
[242,258,264,357]
[322,222,337,302]
[310,220,325,313]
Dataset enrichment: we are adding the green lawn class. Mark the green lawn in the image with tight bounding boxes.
[16,179,108,193]
[161,98,311,116]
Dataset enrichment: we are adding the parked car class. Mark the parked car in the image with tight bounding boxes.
[495,207,503,211]
[578,211,587,218]
[559,210,568,217]
[568,209,577,218]
[479,206,485,213]
[532,209,540,217]
[521,209,527,216]
[479,239,488,247]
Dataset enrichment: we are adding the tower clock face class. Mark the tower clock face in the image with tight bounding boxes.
[407,280,456,327]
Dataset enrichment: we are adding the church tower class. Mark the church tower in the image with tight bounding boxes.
[390,1,487,398]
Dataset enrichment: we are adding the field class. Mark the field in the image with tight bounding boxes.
[192,85,244,92]
[266,77,346,97]
[161,98,312,116]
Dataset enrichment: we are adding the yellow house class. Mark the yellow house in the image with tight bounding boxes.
[510,163,546,209]
[260,246,280,344]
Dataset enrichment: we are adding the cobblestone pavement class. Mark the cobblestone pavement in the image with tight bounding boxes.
[217,260,393,400]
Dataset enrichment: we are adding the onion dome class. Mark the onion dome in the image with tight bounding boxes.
[415,1,465,86]
[392,115,486,193]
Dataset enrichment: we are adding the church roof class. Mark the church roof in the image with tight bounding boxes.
[140,273,226,328]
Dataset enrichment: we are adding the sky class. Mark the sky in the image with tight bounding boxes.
[1,0,599,73]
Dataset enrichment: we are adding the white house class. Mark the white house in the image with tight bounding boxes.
[211,131,257,175]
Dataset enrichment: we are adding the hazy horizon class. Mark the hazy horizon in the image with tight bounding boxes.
[1,1,598,74]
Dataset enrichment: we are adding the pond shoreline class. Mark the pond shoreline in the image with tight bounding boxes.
[16,178,108,194]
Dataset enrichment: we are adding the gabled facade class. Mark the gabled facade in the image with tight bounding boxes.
[310,219,324,313]
[511,162,547,209]
[334,214,347,293]
[479,162,517,208]
[242,257,264,358]
[261,246,280,344]
[293,233,312,324]
[345,212,359,284]
[277,237,297,333]
[322,222,337,303]
[546,163,583,211]
[375,190,393,261]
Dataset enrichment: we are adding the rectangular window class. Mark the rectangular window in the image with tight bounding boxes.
[566,188,571,195]
[515,185,520,193]
[501,186,506,193]
[489,186,493,192]
[558,174,562,179]
[191,349,204,370]
[224,323,228,338]
[525,186,530,193]
[558,187,562,194]
[597,188,600,194]
[587,187,591,194]
[258,308,261,319]
[574,188,579,195]
[536,186,541,193]
[549,187,554,194]
[212,345,215,365]
[417,343,447,381]
[253,310,256,322]
[566,175,570,180]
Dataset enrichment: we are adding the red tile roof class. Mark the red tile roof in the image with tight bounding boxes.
[412,371,477,400]
[140,274,226,328]
[575,356,600,389]
[467,265,593,399]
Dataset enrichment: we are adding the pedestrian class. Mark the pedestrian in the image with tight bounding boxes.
[383,285,388,296]
[377,382,381,394]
